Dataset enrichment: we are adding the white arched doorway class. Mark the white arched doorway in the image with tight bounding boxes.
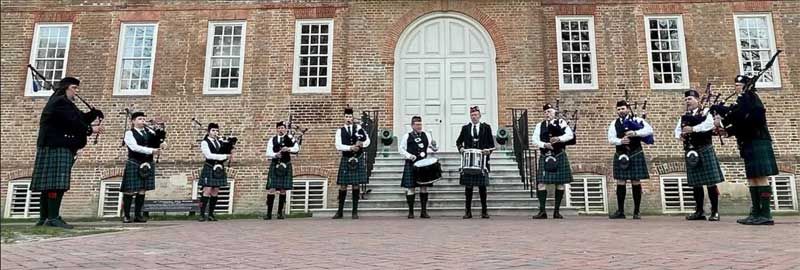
[393,12,498,152]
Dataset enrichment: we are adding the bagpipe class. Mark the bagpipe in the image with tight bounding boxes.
[286,113,309,147]
[27,64,105,147]
[192,118,236,178]
[709,50,781,137]
[621,90,654,145]
[347,117,370,170]
[548,99,579,146]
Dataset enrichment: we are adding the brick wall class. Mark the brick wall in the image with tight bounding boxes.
[2,0,798,217]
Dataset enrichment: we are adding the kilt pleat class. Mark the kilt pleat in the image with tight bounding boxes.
[199,163,228,187]
[613,150,650,180]
[122,159,156,192]
[337,155,369,185]
[739,139,779,178]
[537,152,573,184]
[266,160,294,190]
[30,147,75,192]
[685,145,725,186]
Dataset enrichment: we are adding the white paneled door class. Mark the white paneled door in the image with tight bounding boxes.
[395,13,497,152]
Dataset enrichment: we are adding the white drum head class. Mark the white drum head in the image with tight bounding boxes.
[414,157,438,167]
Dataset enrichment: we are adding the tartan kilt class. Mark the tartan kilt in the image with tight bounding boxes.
[266,160,294,190]
[613,151,650,181]
[537,152,573,184]
[739,139,779,178]
[401,161,433,188]
[30,147,75,192]
[199,163,228,187]
[459,168,489,187]
[337,155,369,185]
[122,159,156,192]
[685,145,725,186]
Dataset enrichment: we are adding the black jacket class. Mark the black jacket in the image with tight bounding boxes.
[456,122,495,150]
[36,94,96,152]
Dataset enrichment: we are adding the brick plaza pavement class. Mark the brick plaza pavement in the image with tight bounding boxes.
[2,216,799,270]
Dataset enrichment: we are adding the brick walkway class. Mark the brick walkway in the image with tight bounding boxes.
[2,216,799,269]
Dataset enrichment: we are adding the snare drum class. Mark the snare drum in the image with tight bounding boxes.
[413,157,442,185]
[460,149,487,175]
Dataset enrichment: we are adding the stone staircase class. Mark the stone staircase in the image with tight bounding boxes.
[312,150,578,218]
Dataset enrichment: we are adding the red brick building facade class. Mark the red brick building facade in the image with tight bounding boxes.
[2,0,798,218]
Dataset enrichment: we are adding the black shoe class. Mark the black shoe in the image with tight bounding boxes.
[35,218,46,226]
[420,211,430,219]
[609,211,626,219]
[351,213,359,219]
[532,210,547,219]
[198,214,207,222]
[264,214,272,220]
[480,211,490,219]
[133,215,147,223]
[123,216,133,223]
[746,216,774,226]
[552,211,563,219]
[686,212,706,221]
[332,212,343,219]
[736,215,754,224]
[632,213,641,220]
[462,211,472,219]
[707,212,720,222]
[407,212,415,219]
[45,218,74,229]
[207,215,217,222]
[277,213,285,220]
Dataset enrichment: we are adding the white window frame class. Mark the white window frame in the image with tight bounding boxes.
[644,15,690,90]
[191,180,235,214]
[555,16,599,91]
[113,22,159,96]
[203,21,247,95]
[659,174,695,214]
[733,13,781,88]
[98,180,123,217]
[287,177,328,214]
[25,23,73,97]
[768,174,798,212]
[3,180,41,218]
[566,175,608,214]
[292,19,334,94]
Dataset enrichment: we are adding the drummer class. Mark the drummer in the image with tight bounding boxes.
[399,116,438,219]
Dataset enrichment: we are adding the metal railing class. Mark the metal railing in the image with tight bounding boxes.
[510,109,536,197]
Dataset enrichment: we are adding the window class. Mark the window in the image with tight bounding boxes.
[98,180,123,217]
[292,20,333,93]
[203,21,247,94]
[192,180,234,214]
[644,16,690,90]
[733,14,781,88]
[113,23,158,95]
[556,16,598,90]
[566,175,608,214]
[768,174,797,212]
[4,180,41,218]
[659,174,696,213]
[288,178,328,214]
[25,23,72,97]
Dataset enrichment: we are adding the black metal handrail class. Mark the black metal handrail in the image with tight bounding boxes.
[359,110,379,199]
[510,109,536,197]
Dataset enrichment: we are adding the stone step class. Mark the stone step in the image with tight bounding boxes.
[371,168,521,175]
[364,177,528,187]
[311,206,577,218]
[355,190,535,200]
[342,198,541,209]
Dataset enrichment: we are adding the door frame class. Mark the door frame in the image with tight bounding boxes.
[392,12,498,151]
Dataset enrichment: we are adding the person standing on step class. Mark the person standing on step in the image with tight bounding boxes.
[712,75,779,225]
[265,121,300,220]
[332,106,371,219]
[122,112,165,223]
[456,106,496,219]
[198,123,231,222]
[675,90,724,222]
[30,77,104,228]
[607,100,653,220]
[531,103,574,219]
[399,116,438,219]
